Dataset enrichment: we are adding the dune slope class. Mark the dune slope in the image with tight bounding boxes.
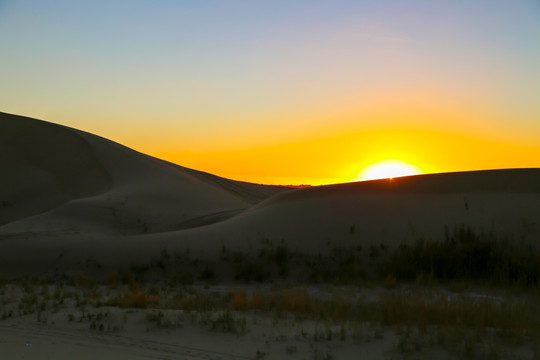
[199,169,540,252]
[0,113,112,226]
[0,112,286,236]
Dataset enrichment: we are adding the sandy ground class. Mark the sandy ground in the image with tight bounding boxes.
[3,283,531,360]
[0,283,396,360]
[0,313,398,360]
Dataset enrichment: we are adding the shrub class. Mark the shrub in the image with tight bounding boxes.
[199,265,217,281]
[77,272,97,288]
[234,258,270,282]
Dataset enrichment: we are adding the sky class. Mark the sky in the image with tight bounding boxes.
[1,0,539,185]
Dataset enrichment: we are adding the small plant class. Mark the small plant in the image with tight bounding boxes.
[340,324,347,341]
[203,310,247,334]
[199,265,217,281]
[104,272,118,288]
[383,274,397,289]
[396,327,421,355]
[234,256,271,282]
[77,272,97,288]
[286,345,298,354]
[173,269,193,285]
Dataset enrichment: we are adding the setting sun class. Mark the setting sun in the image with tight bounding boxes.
[357,160,422,181]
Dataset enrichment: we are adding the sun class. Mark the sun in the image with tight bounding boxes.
[357,160,422,181]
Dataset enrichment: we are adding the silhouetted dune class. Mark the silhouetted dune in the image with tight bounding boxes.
[0,112,112,225]
[0,112,287,235]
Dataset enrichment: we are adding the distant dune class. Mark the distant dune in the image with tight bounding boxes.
[1,111,539,274]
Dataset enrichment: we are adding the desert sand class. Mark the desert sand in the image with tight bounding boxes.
[1,111,540,359]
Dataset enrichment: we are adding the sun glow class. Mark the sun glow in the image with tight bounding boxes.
[357,160,422,181]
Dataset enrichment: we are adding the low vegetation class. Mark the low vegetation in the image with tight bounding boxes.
[1,278,539,359]
[38,225,537,289]
[384,224,540,287]
[1,225,540,358]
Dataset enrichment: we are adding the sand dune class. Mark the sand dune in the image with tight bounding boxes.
[0,112,286,237]
[195,169,540,254]
[0,113,112,226]
[0,112,539,274]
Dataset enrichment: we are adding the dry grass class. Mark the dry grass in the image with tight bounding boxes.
[172,287,540,348]
[106,284,160,308]
[2,277,540,359]
[226,289,351,321]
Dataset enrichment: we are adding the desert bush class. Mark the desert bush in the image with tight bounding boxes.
[229,289,248,310]
[383,275,397,289]
[269,243,291,277]
[305,249,365,284]
[172,269,193,285]
[198,310,247,334]
[76,272,97,288]
[86,310,124,332]
[170,292,228,312]
[199,265,217,281]
[234,253,271,282]
[18,292,39,314]
[145,310,183,329]
[103,272,118,288]
[127,265,149,282]
[286,345,298,354]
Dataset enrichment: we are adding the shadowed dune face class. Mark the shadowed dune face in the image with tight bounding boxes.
[0,112,287,235]
[0,112,112,225]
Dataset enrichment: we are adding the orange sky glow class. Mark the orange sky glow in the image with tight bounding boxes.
[1,1,539,185]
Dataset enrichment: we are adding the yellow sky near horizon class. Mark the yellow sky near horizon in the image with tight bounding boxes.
[105,84,539,185]
[145,126,540,186]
